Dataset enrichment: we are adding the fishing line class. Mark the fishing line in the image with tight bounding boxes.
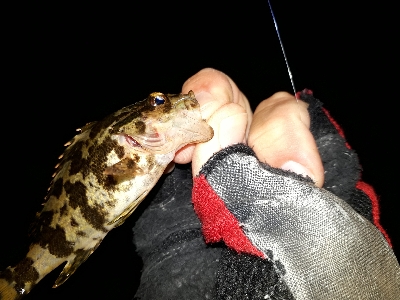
[267,0,298,100]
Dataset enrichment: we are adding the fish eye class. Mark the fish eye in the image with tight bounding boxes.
[154,95,165,105]
[149,93,167,106]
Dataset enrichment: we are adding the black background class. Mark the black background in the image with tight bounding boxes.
[1,1,398,299]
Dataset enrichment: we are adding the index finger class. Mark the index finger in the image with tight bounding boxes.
[174,68,253,176]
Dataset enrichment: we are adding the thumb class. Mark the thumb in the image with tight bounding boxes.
[248,92,324,187]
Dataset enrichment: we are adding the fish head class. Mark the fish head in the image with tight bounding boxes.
[112,91,214,154]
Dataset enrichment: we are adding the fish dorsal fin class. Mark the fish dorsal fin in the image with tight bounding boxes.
[53,241,102,288]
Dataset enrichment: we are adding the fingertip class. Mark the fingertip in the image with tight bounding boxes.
[174,144,195,164]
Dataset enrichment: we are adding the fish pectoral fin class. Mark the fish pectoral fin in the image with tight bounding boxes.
[107,191,148,227]
[103,157,144,178]
[53,241,102,288]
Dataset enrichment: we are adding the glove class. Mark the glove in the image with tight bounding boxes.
[133,90,400,299]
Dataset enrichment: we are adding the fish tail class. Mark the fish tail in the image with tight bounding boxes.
[0,256,41,300]
[0,253,41,299]
[0,271,25,300]
[0,244,66,299]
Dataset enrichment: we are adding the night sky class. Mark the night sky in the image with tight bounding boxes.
[2,1,398,299]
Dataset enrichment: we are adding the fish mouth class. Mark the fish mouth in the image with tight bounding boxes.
[114,133,166,154]
[119,133,166,151]
[124,134,143,148]
[135,133,166,149]
[126,120,213,155]
[171,90,200,110]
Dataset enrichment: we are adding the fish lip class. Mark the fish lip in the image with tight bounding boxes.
[171,90,200,109]
[127,132,167,153]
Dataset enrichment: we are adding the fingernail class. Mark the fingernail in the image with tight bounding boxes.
[219,113,247,148]
[280,160,314,179]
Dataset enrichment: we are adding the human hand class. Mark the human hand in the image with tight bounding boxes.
[173,68,324,187]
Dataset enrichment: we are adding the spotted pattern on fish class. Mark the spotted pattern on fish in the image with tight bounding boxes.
[0,91,213,299]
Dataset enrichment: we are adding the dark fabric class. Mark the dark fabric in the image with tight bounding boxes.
[132,91,399,299]
[300,91,365,210]
[133,165,221,299]
[215,249,295,300]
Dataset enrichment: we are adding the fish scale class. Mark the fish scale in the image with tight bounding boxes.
[0,91,213,300]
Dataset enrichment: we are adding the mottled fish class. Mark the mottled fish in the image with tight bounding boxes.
[0,91,213,300]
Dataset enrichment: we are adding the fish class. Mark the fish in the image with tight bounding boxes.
[0,91,214,300]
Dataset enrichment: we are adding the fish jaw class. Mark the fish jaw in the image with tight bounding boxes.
[168,90,214,147]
